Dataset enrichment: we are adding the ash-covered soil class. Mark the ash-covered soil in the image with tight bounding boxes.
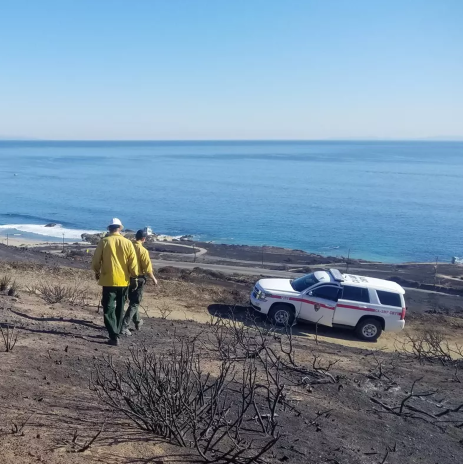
[0,259,462,464]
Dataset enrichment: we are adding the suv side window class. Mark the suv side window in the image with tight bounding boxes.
[376,290,401,307]
[310,285,340,302]
[341,285,370,303]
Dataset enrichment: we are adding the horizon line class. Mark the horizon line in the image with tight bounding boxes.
[1,137,463,142]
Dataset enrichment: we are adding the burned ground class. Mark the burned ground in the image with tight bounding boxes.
[0,258,462,463]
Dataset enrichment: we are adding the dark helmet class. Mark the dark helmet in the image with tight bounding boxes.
[136,229,148,240]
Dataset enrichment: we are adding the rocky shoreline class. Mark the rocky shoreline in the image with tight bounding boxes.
[80,231,360,265]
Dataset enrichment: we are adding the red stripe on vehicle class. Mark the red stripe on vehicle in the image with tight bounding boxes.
[337,303,401,316]
[267,295,401,316]
[266,295,335,310]
[337,303,376,312]
[289,297,335,310]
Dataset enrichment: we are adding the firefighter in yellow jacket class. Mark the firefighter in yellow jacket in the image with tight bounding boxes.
[92,218,138,346]
[121,229,158,335]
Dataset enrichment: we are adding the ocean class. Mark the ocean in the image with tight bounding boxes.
[0,140,462,263]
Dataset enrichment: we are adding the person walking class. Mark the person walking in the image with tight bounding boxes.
[92,218,138,346]
[121,229,158,335]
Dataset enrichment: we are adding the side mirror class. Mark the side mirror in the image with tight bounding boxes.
[308,291,313,296]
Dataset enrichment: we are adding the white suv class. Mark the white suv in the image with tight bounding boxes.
[250,269,406,341]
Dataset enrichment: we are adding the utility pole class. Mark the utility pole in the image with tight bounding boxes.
[434,256,439,289]
[62,233,65,252]
[433,256,439,313]
[345,248,351,273]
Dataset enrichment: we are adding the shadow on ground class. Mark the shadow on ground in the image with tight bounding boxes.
[0,322,108,344]
[207,303,369,344]
[9,308,104,330]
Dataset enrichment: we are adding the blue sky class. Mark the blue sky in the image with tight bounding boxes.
[0,0,462,140]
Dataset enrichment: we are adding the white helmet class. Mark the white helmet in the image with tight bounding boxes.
[108,218,123,228]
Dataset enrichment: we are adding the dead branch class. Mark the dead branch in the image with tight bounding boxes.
[25,281,93,305]
[66,422,105,453]
[380,449,389,464]
[370,378,463,429]
[453,364,461,383]
[92,338,281,463]
[1,324,19,352]
[435,403,463,418]
[156,301,174,320]
[11,412,35,435]
[367,352,397,385]
[0,274,12,292]
[398,377,436,414]
[204,309,272,362]
[399,330,462,367]
[278,325,297,366]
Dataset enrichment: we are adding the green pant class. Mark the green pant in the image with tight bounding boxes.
[102,286,128,340]
[122,278,145,329]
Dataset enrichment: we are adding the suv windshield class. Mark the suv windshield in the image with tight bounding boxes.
[291,273,319,292]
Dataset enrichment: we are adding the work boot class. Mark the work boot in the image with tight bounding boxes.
[108,338,119,346]
[135,319,143,331]
[121,328,132,336]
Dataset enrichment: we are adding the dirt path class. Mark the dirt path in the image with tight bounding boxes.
[137,289,463,355]
[438,273,463,282]
[150,240,208,257]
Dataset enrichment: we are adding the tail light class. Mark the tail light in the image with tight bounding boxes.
[400,307,407,320]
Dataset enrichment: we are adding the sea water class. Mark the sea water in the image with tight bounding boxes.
[0,140,462,263]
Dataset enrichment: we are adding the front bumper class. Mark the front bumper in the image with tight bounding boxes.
[250,300,262,311]
[249,292,270,315]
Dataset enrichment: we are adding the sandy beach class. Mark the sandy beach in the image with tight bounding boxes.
[0,235,51,247]
[0,235,90,248]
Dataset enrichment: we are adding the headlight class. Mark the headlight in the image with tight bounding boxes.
[258,291,267,300]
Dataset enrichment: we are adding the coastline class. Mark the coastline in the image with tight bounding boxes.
[0,229,448,265]
[0,235,90,248]
[0,223,457,265]
[0,230,364,265]
[0,235,54,247]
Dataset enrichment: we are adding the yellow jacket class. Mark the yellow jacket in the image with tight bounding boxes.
[92,234,138,287]
[133,241,153,275]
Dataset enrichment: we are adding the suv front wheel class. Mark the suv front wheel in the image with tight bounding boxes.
[355,318,382,342]
[269,304,295,326]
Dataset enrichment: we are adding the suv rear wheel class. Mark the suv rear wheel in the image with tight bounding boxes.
[269,304,295,326]
[355,318,382,342]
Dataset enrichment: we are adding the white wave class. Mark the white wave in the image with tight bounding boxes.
[156,234,198,241]
[156,234,180,241]
[0,223,101,240]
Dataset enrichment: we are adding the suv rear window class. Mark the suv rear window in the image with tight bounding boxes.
[376,290,401,307]
[341,285,370,303]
